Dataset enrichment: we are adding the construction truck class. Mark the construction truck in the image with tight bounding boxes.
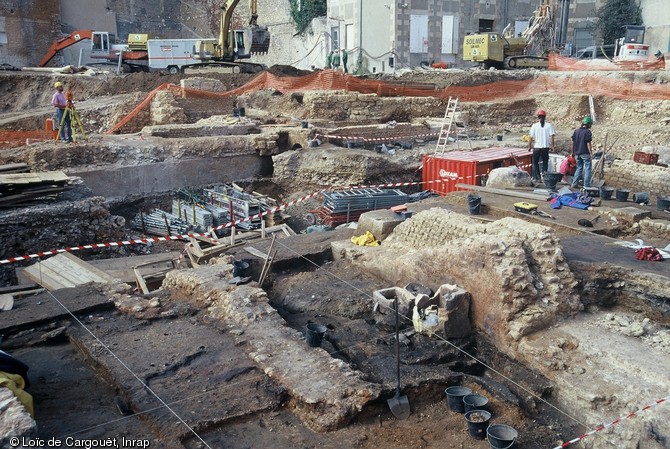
[462,33,548,69]
[193,0,270,73]
[38,30,147,69]
[39,1,269,73]
[614,25,650,61]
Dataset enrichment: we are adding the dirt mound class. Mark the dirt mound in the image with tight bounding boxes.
[266,65,312,77]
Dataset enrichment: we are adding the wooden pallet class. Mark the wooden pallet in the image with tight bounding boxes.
[23,252,120,291]
[0,170,70,207]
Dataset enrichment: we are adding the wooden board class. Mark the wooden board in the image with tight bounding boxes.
[22,252,121,291]
[86,252,182,284]
[0,171,69,185]
[0,163,30,173]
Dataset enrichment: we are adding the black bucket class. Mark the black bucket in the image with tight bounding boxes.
[232,108,240,117]
[496,135,503,141]
[583,186,599,198]
[600,186,614,200]
[465,410,491,440]
[657,196,670,211]
[305,323,327,347]
[615,189,630,202]
[487,424,518,449]
[543,172,563,191]
[301,120,308,129]
[238,107,246,117]
[463,394,489,412]
[445,386,472,413]
[633,191,650,204]
[467,194,482,215]
[232,261,249,277]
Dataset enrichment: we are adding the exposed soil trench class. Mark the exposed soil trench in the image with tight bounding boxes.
[1,67,669,449]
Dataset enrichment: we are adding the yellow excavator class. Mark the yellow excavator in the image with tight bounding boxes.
[462,33,548,69]
[195,0,270,73]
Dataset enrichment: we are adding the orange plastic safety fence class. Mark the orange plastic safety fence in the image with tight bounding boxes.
[0,130,53,148]
[105,69,670,135]
[105,82,171,134]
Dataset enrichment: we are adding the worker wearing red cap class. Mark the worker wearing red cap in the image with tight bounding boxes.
[528,109,555,183]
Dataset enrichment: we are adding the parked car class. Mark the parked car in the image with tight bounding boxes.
[574,45,616,59]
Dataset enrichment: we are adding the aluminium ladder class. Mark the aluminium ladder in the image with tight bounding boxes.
[435,96,471,154]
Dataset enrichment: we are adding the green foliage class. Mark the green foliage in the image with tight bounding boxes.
[289,0,327,34]
[595,0,643,44]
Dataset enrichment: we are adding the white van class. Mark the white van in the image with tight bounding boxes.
[574,45,616,60]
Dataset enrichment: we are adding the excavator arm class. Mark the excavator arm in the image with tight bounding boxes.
[39,30,94,67]
[218,0,269,59]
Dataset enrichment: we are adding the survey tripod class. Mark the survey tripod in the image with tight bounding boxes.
[55,90,86,143]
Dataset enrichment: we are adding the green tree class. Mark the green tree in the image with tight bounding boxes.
[289,0,327,34]
[595,0,643,44]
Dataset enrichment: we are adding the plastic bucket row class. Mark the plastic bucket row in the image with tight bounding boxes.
[594,187,667,207]
[446,386,518,447]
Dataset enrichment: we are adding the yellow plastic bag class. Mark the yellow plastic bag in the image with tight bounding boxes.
[351,231,380,246]
[0,371,34,416]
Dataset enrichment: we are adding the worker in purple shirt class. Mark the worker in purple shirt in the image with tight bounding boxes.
[51,81,72,143]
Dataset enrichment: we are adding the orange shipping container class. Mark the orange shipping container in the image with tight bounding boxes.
[422,147,532,195]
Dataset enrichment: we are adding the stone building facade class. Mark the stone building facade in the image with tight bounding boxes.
[3,1,668,71]
[0,0,60,68]
[326,0,670,73]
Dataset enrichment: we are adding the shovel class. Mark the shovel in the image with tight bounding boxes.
[387,296,410,419]
[578,214,600,228]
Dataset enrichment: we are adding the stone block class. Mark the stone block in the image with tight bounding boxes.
[372,287,415,330]
[609,207,652,222]
[180,77,227,93]
[434,284,472,339]
[356,209,405,242]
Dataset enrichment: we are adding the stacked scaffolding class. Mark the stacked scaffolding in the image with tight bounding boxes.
[317,188,409,227]
[130,209,193,236]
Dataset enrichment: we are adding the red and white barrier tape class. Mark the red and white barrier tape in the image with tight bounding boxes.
[0,189,327,265]
[553,394,669,449]
[323,131,439,142]
[1,165,540,266]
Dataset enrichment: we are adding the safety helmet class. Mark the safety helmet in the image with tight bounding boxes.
[54,81,63,88]
[536,109,546,117]
[582,116,593,125]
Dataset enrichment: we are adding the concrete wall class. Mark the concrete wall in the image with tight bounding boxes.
[327,0,394,74]
[641,0,670,54]
[70,155,263,198]
[249,0,326,70]
[0,0,60,67]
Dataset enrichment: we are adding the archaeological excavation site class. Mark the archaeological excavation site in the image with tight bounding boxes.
[1,65,670,449]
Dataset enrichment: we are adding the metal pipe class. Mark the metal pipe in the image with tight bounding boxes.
[357,0,363,72]
[559,0,571,46]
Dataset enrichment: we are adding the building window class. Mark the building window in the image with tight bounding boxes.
[388,56,394,68]
[0,32,7,45]
[410,15,429,53]
[442,15,459,54]
[574,28,594,54]
[479,19,493,33]
[330,27,339,51]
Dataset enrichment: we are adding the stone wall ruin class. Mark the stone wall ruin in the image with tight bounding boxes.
[332,209,582,354]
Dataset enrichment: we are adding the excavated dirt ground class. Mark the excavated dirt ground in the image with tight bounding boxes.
[1,66,669,449]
